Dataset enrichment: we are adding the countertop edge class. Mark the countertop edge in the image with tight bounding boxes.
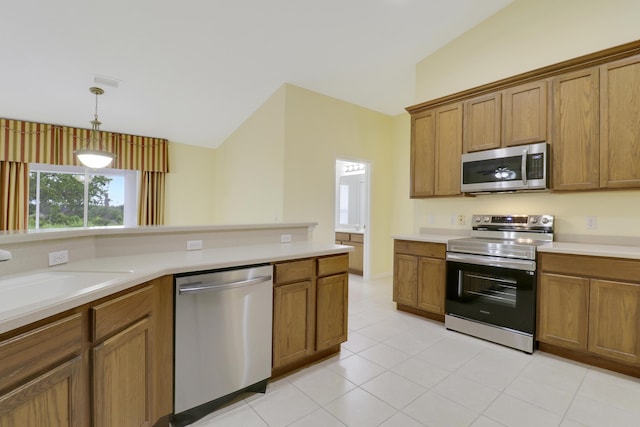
[0,242,351,336]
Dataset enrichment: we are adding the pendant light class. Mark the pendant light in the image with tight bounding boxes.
[75,87,115,168]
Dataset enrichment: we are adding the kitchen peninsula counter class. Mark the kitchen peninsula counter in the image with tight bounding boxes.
[0,223,351,335]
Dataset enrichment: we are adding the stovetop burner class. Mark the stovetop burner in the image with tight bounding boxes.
[448,214,554,260]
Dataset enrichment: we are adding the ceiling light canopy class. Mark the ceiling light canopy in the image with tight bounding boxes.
[75,87,115,169]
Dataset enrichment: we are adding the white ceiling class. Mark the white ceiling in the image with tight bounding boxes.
[0,0,512,148]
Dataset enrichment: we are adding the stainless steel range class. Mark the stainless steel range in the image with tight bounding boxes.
[445,214,554,353]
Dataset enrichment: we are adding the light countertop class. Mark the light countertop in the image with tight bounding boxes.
[393,234,464,245]
[0,241,351,335]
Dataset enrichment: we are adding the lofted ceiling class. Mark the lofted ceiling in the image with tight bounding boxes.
[0,0,512,148]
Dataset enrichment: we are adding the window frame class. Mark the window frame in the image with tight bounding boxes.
[29,163,139,229]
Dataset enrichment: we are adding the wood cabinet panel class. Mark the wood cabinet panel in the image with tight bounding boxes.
[393,254,418,307]
[417,257,445,315]
[538,273,589,351]
[503,80,547,146]
[410,109,436,197]
[317,254,349,277]
[272,280,315,368]
[93,318,151,427]
[316,273,348,351]
[350,233,364,243]
[600,55,640,188]
[435,103,463,196]
[463,93,501,152]
[91,285,152,342]
[0,357,83,427]
[274,259,314,284]
[394,240,446,259]
[0,314,82,392]
[589,279,640,364]
[539,253,640,283]
[551,68,600,190]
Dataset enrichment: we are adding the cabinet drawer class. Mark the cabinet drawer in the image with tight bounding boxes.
[394,240,445,259]
[317,254,349,277]
[274,259,314,285]
[350,233,364,243]
[540,253,640,283]
[0,313,82,391]
[335,232,350,242]
[91,286,153,342]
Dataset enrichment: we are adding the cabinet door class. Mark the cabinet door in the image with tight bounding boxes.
[316,273,348,351]
[348,242,364,275]
[393,254,418,307]
[0,357,83,427]
[503,80,548,146]
[272,281,315,368]
[417,257,445,314]
[600,56,640,188]
[537,273,589,351]
[463,93,501,152]
[435,103,463,196]
[93,318,151,427]
[589,279,640,364]
[410,109,436,197]
[551,68,600,190]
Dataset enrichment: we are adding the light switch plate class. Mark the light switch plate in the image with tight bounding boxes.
[186,240,203,250]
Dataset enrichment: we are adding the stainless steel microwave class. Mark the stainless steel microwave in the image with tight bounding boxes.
[460,142,549,193]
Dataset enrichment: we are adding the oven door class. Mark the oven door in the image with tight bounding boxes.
[445,253,536,334]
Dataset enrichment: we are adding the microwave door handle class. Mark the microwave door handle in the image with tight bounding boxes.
[521,148,528,186]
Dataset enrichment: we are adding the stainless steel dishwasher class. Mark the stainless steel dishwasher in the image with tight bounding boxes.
[172,264,273,427]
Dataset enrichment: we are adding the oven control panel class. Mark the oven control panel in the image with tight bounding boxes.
[471,214,554,230]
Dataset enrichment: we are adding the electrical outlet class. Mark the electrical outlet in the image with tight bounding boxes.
[457,214,466,225]
[586,216,598,230]
[48,250,69,266]
[280,234,292,243]
[186,240,203,250]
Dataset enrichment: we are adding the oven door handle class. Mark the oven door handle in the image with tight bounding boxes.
[446,252,536,271]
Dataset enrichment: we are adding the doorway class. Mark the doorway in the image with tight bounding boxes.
[335,159,370,279]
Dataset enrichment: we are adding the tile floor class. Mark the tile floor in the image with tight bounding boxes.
[190,274,640,427]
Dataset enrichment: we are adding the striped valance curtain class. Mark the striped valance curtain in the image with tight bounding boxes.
[0,117,169,229]
[0,118,169,172]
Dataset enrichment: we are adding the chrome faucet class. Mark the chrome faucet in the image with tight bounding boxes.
[0,249,12,262]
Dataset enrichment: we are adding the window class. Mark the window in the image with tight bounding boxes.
[28,164,138,230]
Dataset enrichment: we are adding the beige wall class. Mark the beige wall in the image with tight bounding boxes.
[213,86,286,224]
[401,0,640,238]
[282,85,395,278]
[164,142,217,225]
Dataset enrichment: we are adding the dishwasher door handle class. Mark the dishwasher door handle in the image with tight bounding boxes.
[178,275,272,295]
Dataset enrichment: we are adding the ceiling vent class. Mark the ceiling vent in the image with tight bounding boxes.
[93,75,121,89]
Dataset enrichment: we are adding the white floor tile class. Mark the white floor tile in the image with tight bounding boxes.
[565,394,640,427]
[247,381,318,427]
[189,402,267,427]
[403,391,479,427]
[341,331,378,353]
[432,373,500,414]
[361,370,427,409]
[326,353,386,385]
[576,369,640,415]
[379,411,426,427]
[454,347,530,391]
[415,335,486,371]
[504,374,575,415]
[358,342,410,369]
[324,388,397,427]
[470,415,507,427]
[286,408,346,427]
[391,355,452,388]
[289,365,357,405]
[483,394,562,427]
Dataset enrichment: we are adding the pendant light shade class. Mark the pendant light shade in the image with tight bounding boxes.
[75,148,115,168]
[75,87,115,169]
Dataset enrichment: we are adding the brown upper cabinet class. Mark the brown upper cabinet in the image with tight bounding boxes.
[551,67,600,190]
[464,80,548,153]
[410,103,462,198]
[600,55,640,189]
[408,40,640,196]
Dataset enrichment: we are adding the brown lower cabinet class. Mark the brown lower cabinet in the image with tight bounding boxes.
[272,254,348,376]
[393,239,446,321]
[538,253,640,375]
[335,232,364,275]
[0,276,173,427]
